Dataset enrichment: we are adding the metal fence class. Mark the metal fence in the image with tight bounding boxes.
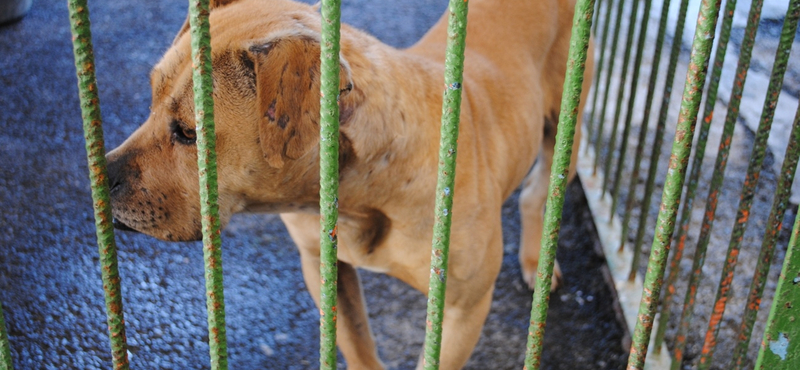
[588,0,800,369]
[0,0,796,368]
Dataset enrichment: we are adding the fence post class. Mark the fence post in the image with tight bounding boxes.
[523,0,594,368]
[421,1,469,368]
[625,0,723,367]
[67,1,130,368]
[187,0,229,368]
[318,0,343,368]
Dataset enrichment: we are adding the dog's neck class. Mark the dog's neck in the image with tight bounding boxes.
[335,40,445,222]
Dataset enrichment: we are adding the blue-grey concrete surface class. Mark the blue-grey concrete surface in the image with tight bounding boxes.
[0,0,627,369]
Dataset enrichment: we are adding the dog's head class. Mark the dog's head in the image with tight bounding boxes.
[106,0,358,241]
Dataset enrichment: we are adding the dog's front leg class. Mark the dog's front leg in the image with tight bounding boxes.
[281,213,384,370]
[417,286,494,370]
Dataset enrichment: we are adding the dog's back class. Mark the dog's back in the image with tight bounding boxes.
[409,0,591,198]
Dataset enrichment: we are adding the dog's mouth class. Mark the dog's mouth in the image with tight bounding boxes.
[113,218,140,234]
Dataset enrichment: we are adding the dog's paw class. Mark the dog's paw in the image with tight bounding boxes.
[521,259,562,292]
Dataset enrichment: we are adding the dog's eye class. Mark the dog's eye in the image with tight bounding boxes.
[170,120,196,145]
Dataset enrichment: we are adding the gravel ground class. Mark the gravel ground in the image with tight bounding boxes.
[0,1,629,369]
[590,0,799,368]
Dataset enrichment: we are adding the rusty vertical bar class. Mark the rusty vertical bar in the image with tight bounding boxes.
[625,0,723,367]
[524,0,594,368]
[618,0,672,253]
[691,0,775,366]
[67,1,130,369]
[601,0,642,198]
[421,0,469,368]
[587,0,617,147]
[608,0,653,216]
[318,0,343,368]
[660,0,754,362]
[754,117,800,368]
[746,102,800,370]
[0,302,12,370]
[187,0,229,369]
[731,1,800,366]
[629,0,691,280]
[592,0,626,173]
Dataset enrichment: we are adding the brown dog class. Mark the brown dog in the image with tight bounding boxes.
[105,0,593,368]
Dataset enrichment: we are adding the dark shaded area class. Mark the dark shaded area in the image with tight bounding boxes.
[0,0,627,368]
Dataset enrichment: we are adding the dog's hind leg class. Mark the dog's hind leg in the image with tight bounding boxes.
[518,110,581,292]
[281,213,384,370]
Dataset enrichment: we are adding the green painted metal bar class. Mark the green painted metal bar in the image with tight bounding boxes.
[608,0,652,217]
[421,0,469,368]
[0,302,12,370]
[751,100,800,370]
[587,0,618,148]
[524,0,595,368]
[601,0,642,198]
[629,0,691,281]
[618,0,671,254]
[754,116,800,368]
[693,0,771,367]
[592,0,626,174]
[319,0,343,368]
[625,0,723,367]
[662,0,753,364]
[187,1,228,369]
[731,2,800,366]
[67,1,130,369]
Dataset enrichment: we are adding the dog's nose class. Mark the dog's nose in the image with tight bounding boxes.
[105,151,133,195]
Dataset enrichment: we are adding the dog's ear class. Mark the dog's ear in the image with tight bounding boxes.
[172,0,241,45]
[247,36,355,168]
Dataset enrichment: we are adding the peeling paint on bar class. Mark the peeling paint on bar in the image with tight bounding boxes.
[523,0,594,368]
[422,0,469,368]
[626,0,723,367]
[67,1,130,369]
